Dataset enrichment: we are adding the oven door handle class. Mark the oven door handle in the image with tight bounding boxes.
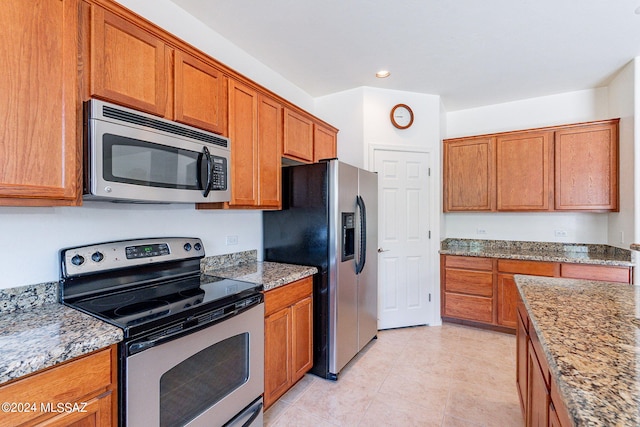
[127,307,241,355]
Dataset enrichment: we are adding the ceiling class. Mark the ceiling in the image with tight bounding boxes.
[170,0,640,111]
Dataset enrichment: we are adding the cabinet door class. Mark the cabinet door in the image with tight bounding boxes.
[174,51,227,135]
[264,307,291,409]
[554,121,618,211]
[91,5,170,116]
[496,131,552,211]
[516,309,529,418]
[443,137,495,211]
[528,342,550,427]
[0,0,80,205]
[41,392,113,427]
[228,80,258,206]
[291,296,313,382]
[497,273,518,328]
[283,108,314,163]
[257,95,283,208]
[313,123,337,162]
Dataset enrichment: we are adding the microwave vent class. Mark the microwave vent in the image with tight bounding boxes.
[102,105,229,148]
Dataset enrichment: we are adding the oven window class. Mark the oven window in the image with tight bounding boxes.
[159,333,249,427]
[103,134,200,190]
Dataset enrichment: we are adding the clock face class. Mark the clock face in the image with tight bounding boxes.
[391,104,414,129]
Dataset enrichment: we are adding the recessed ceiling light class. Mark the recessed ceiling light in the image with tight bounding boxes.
[376,70,391,78]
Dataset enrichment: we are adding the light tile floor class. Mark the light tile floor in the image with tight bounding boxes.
[264,323,524,427]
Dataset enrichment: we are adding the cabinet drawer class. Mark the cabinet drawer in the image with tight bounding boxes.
[0,347,114,426]
[497,259,559,276]
[264,276,313,316]
[444,269,493,296]
[560,263,631,284]
[445,255,493,271]
[444,293,493,323]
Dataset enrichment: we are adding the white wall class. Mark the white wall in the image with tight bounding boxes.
[444,88,613,244]
[607,59,636,249]
[315,88,365,167]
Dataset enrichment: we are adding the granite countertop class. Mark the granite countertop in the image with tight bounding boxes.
[205,261,317,291]
[440,238,634,266]
[0,302,123,385]
[515,275,640,426]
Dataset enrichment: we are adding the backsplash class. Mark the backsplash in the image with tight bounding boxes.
[201,249,258,272]
[0,282,58,315]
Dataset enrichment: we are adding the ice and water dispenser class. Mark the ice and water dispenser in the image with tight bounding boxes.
[341,212,355,261]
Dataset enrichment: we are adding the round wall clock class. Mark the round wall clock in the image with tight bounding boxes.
[390,104,414,129]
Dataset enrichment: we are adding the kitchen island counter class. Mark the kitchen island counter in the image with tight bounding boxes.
[0,292,122,385]
[515,274,640,426]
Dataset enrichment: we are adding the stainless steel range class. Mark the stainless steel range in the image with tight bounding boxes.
[59,237,264,427]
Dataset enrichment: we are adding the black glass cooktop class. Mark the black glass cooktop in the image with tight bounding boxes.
[67,274,261,336]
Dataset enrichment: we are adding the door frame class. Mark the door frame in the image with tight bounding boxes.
[367,144,442,326]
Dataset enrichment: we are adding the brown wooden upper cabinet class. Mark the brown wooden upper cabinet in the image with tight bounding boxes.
[283,108,315,163]
[91,4,228,135]
[174,51,228,135]
[555,121,619,211]
[443,119,619,212]
[91,6,171,117]
[314,123,338,162]
[496,131,553,211]
[443,136,495,211]
[223,80,282,209]
[0,0,82,206]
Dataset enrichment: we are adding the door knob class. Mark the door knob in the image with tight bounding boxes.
[377,248,389,253]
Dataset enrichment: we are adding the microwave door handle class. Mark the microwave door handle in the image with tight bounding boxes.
[198,146,213,197]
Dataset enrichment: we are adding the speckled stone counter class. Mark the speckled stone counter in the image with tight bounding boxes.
[515,275,640,426]
[441,238,634,266]
[202,250,317,291]
[0,283,123,385]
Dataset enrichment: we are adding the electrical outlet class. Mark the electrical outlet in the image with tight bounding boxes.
[225,235,238,245]
[554,230,568,237]
[476,228,487,235]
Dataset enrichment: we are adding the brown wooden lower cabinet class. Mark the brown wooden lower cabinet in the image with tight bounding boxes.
[264,276,313,409]
[518,298,571,427]
[441,254,632,331]
[0,345,117,426]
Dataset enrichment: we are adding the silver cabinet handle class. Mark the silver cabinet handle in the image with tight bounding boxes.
[378,248,389,253]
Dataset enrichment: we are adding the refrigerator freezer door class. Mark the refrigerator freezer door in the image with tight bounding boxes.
[329,161,360,375]
[357,168,379,351]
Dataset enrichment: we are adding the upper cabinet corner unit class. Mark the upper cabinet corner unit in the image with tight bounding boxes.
[283,108,338,164]
[443,118,619,213]
[90,3,228,135]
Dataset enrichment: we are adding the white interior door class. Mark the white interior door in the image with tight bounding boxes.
[374,149,431,329]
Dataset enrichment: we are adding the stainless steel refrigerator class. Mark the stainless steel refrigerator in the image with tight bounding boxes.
[263,159,378,380]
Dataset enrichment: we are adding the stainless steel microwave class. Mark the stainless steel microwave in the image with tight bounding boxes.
[84,99,231,203]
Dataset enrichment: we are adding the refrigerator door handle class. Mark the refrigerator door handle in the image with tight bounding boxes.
[355,195,367,274]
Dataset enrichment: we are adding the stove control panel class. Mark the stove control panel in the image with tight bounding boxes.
[61,237,205,277]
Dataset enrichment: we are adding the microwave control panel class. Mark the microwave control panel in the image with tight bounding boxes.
[211,156,228,190]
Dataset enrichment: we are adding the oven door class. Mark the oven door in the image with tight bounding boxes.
[125,303,264,427]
